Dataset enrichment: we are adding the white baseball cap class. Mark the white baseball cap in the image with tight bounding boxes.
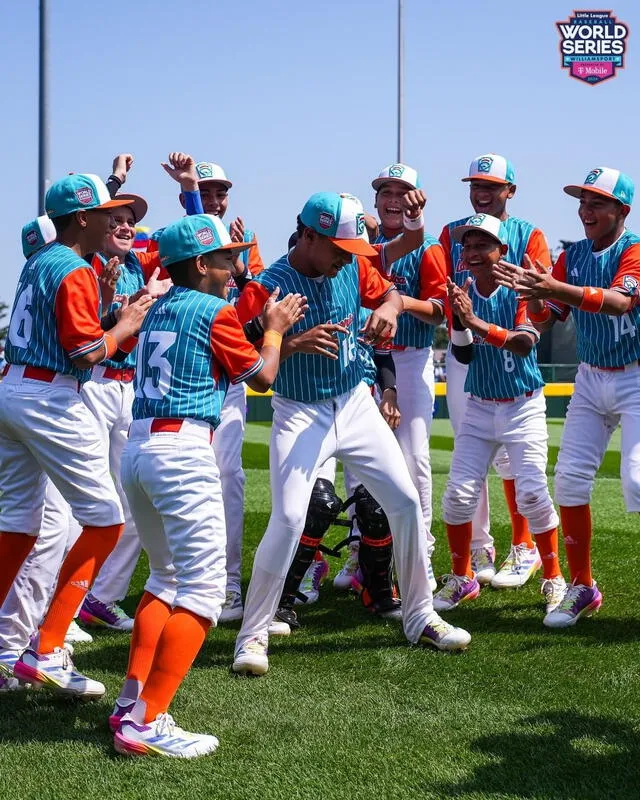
[451,213,504,245]
[194,162,232,188]
[462,153,515,185]
[564,167,634,208]
[372,163,420,191]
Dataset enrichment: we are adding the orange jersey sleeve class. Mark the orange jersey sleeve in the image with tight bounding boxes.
[137,250,168,282]
[611,243,640,307]
[247,235,265,276]
[524,228,552,269]
[209,304,264,385]
[357,254,395,309]
[235,281,271,325]
[419,244,447,307]
[55,268,105,360]
[514,297,539,339]
[547,251,570,320]
[438,225,454,277]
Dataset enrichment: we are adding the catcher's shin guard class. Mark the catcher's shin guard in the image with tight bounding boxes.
[350,485,400,615]
[277,479,343,615]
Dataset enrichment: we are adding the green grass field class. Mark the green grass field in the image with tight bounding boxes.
[1,420,638,800]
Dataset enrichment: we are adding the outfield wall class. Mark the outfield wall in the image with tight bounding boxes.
[247,383,575,422]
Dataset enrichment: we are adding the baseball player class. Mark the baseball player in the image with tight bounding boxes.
[436,214,564,618]
[370,163,447,591]
[176,160,264,624]
[494,167,639,627]
[231,191,471,677]
[110,213,303,758]
[439,154,553,589]
[1,175,152,698]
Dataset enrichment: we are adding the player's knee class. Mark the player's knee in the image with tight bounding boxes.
[442,479,483,525]
[515,488,559,534]
[554,466,593,507]
[621,469,640,512]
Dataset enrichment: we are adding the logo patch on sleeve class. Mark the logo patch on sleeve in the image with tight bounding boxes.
[623,275,639,295]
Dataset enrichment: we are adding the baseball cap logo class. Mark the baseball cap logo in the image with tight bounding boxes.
[584,168,603,185]
[467,214,486,226]
[388,164,405,178]
[75,187,94,205]
[26,230,39,246]
[196,163,213,179]
[355,213,365,236]
[477,157,493,173]
[318,212,334,230]
[195,226,215,245]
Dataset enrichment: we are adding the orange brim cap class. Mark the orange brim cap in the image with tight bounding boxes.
[461,175,511,184]
[216,240,255,254]
[97,197,136,210]
[329,237,378,257]
[563,184,630,208]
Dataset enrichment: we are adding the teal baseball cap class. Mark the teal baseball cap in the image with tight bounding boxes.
[159,214,254,267]
[45,174,134,219]
[564,167,634,208]
[299,192,377,256]
[22,214,57,257]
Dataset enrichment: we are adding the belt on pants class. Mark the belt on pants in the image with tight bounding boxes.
[131,417,214,444]
[1,364,80,391]
[590,359,640,372]
[97,366,136,382]
[471,390,534,403]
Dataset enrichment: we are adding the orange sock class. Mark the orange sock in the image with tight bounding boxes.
[139,607,211,723]
[0,532,37,606]
[446,522,473,577]
[559,504,592,586]
[503,479,534,548]
[534,528,562,580]
[125,592,172,690]
[38,523,123,653]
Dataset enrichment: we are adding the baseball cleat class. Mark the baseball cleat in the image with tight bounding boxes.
[218,590,244,623]
[333,542,360,590]
[0,650,32,692]
[540,576,568,615]
[109,698,137,733]
[543,581,602,628]
[433,574,480,612]
[471,546,497,585]
[232,636,269,676]
[490,543,542,589]
[295,557,330,605]
[13,646,105,699]
[274,606,300,629]
[65,620,93,644]
[79,593,134,632]
[419,615,471,651]
[114,712,219,758]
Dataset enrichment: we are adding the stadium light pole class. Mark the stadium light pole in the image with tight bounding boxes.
[397,0,404,163]
[38,0,50,214]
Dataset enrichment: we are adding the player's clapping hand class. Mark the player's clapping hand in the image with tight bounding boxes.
[262,287,308,334]
[360,305,398,345]
[447,277,476,327]
[145,267,173,298]
[229,217,245,243]
[117,294,155,336]
[111,153,134,185]
[290,323,348,359]
[98,257,121,308]
[493,255,557,300]
[161,152,199,192]
[379,389,401,430]
[401,188,427,219]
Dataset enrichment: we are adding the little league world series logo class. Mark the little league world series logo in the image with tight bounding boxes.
[557,11,629,84]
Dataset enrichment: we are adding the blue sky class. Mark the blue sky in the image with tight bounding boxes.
[1,0,638,303]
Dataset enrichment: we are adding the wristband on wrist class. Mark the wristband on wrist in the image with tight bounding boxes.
[263,330,283,349]
[483,324,509,348]
[403,212,424,231]
[107,174,123,188]
[104,334,118,360]
[450,327,473,346]
[579,286,605,313]
[183,189,204,216]
[528,304,552,323]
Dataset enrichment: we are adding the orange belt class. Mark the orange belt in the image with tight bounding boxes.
[149,418,213,443]
[102,366,135,382]
[593,359,640,372]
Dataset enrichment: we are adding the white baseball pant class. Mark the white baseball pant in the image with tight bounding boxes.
[235,381,435,653]
[446,347,516,548]
[555,362,640,511]
[81,370,141,604]
[392,347,435,550]
[442,389,558,534]
[121,418,227,624]
[213,381,247,596]
[0,368,124,533]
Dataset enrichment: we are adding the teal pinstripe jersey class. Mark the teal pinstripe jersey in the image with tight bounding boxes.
[548,232,640,368]
[372,231,445,348]
[465,283,544,399]
[445,216,537,285]
[133,286,263,429]
[6,242,102,382]
[357,307,376,387]
[253,255,384,402]
[95,251,146,370]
